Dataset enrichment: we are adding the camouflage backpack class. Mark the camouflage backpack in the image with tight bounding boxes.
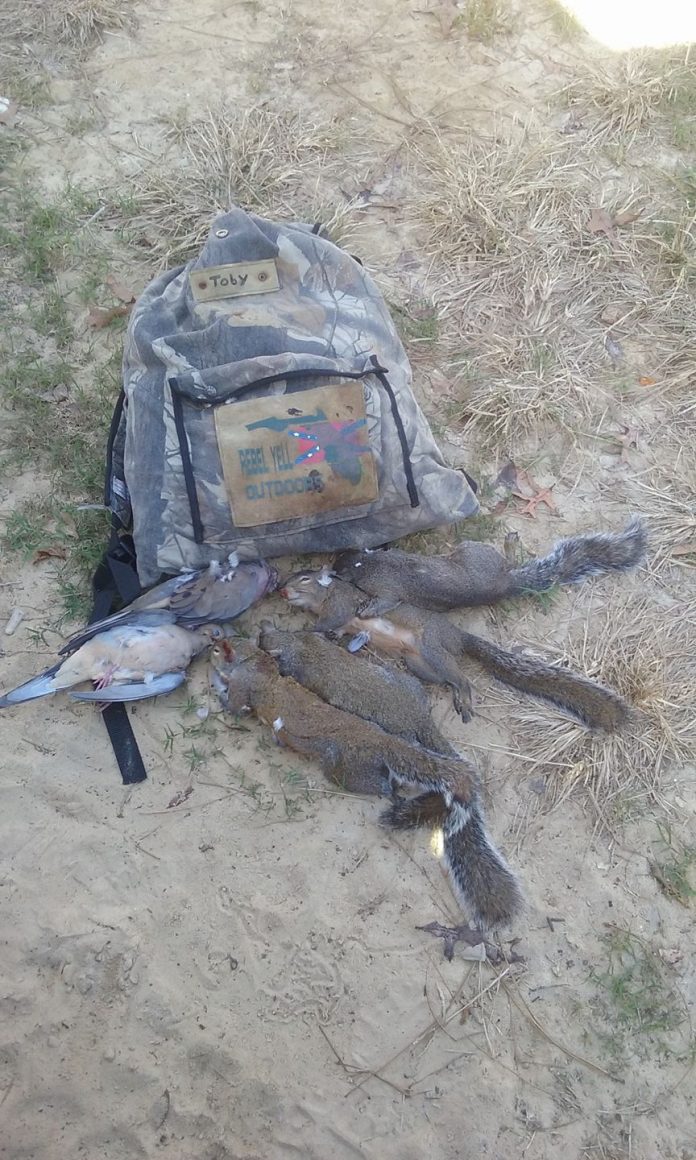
[106,205,479,588]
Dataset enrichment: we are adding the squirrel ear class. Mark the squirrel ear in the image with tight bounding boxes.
[220,639,236,661]
[318,564,336,588]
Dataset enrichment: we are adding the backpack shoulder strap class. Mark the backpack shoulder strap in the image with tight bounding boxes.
[90,390,148,785]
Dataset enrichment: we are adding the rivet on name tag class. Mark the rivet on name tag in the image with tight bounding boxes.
[190,259,280,302]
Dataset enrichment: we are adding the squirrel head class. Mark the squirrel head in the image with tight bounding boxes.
[280,565,335,611]
[209,636,278,712]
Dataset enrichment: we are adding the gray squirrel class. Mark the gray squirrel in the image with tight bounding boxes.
[279,572,632,730]
[334,517,646,612]
[211,637,521,928]
[258,623,457,756]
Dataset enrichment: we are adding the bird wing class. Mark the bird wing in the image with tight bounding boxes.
[58,570,203,655]
[0,661,63,707]
[172,563,274,626]
[59,609,180,655]
[70,672,187,702]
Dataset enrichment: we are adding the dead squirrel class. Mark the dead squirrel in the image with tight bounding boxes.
[210,637,521,928]
[280,570,631,731]
[334,517,646,612]
[258,622,456,756]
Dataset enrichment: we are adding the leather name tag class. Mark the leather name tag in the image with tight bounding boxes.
[190,259,279,301]
[214,382,379,528]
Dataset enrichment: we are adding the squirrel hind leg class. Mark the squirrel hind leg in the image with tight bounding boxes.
[443,802,523,929]
[402,652,475,723]
[451,682,474,723]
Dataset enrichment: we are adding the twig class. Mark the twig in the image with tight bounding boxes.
[326,83,415,127]
[316,1023,409,1097]
[348,965,512,1096]
[504,982,621,1082]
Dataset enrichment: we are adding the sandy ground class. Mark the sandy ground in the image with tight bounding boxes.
[1,2,695,1158]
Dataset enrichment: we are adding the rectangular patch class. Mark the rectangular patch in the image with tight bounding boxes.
[190,259,279,302]
[214,382,379,528]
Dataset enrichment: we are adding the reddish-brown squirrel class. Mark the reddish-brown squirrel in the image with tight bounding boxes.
[334,517,646,612]
[279,570,631,730]
[210,638,521,928]
[258,622,456,756]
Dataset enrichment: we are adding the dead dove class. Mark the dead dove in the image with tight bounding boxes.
[60,554,278,655]
[0,613,224,707]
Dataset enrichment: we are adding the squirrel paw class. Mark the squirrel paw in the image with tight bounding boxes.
[453,685,474,723]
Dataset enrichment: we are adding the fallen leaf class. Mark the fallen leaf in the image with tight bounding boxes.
[638,375,656,386]
[587,206,615,239]
[614,208,643,227]
[671,540,696,557]
[512,486,558,518]
[0,96,19,126]
[600,304,623,325]
[614,424,641,463]
[494,460,518,489]
[32,547,68,564]
[415,921,523,965]
[87,303,131,329]
[105,274,136,303]
[659,947,683,967]
[167,785,194,809]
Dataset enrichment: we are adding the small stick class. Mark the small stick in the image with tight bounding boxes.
[504,981,621,1082]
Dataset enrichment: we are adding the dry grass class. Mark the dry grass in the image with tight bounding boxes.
[0,0,134,56]
[120,103,343,262]
[0,0,135,105]
[500,593,696,811]
[410,124,696,449]
[559,49,696,137]
[460,0,515,42]
[626,444,696,569]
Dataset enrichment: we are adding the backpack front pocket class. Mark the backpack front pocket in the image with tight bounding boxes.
[167,354,418,546]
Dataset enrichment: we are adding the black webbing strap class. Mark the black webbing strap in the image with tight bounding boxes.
[90,523,147,785]
[90,390,148,784]
[370,357,420,509]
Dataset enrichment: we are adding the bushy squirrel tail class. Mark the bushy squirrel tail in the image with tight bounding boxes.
[509,516,647,596]
[456,631,630,731]
[382,793,522,929]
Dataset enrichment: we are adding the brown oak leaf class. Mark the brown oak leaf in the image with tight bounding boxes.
[614,208,643,227]
[87,303,131,329]
[32,546,68,564]
[587,206,615,238]
[105,274,136,303]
